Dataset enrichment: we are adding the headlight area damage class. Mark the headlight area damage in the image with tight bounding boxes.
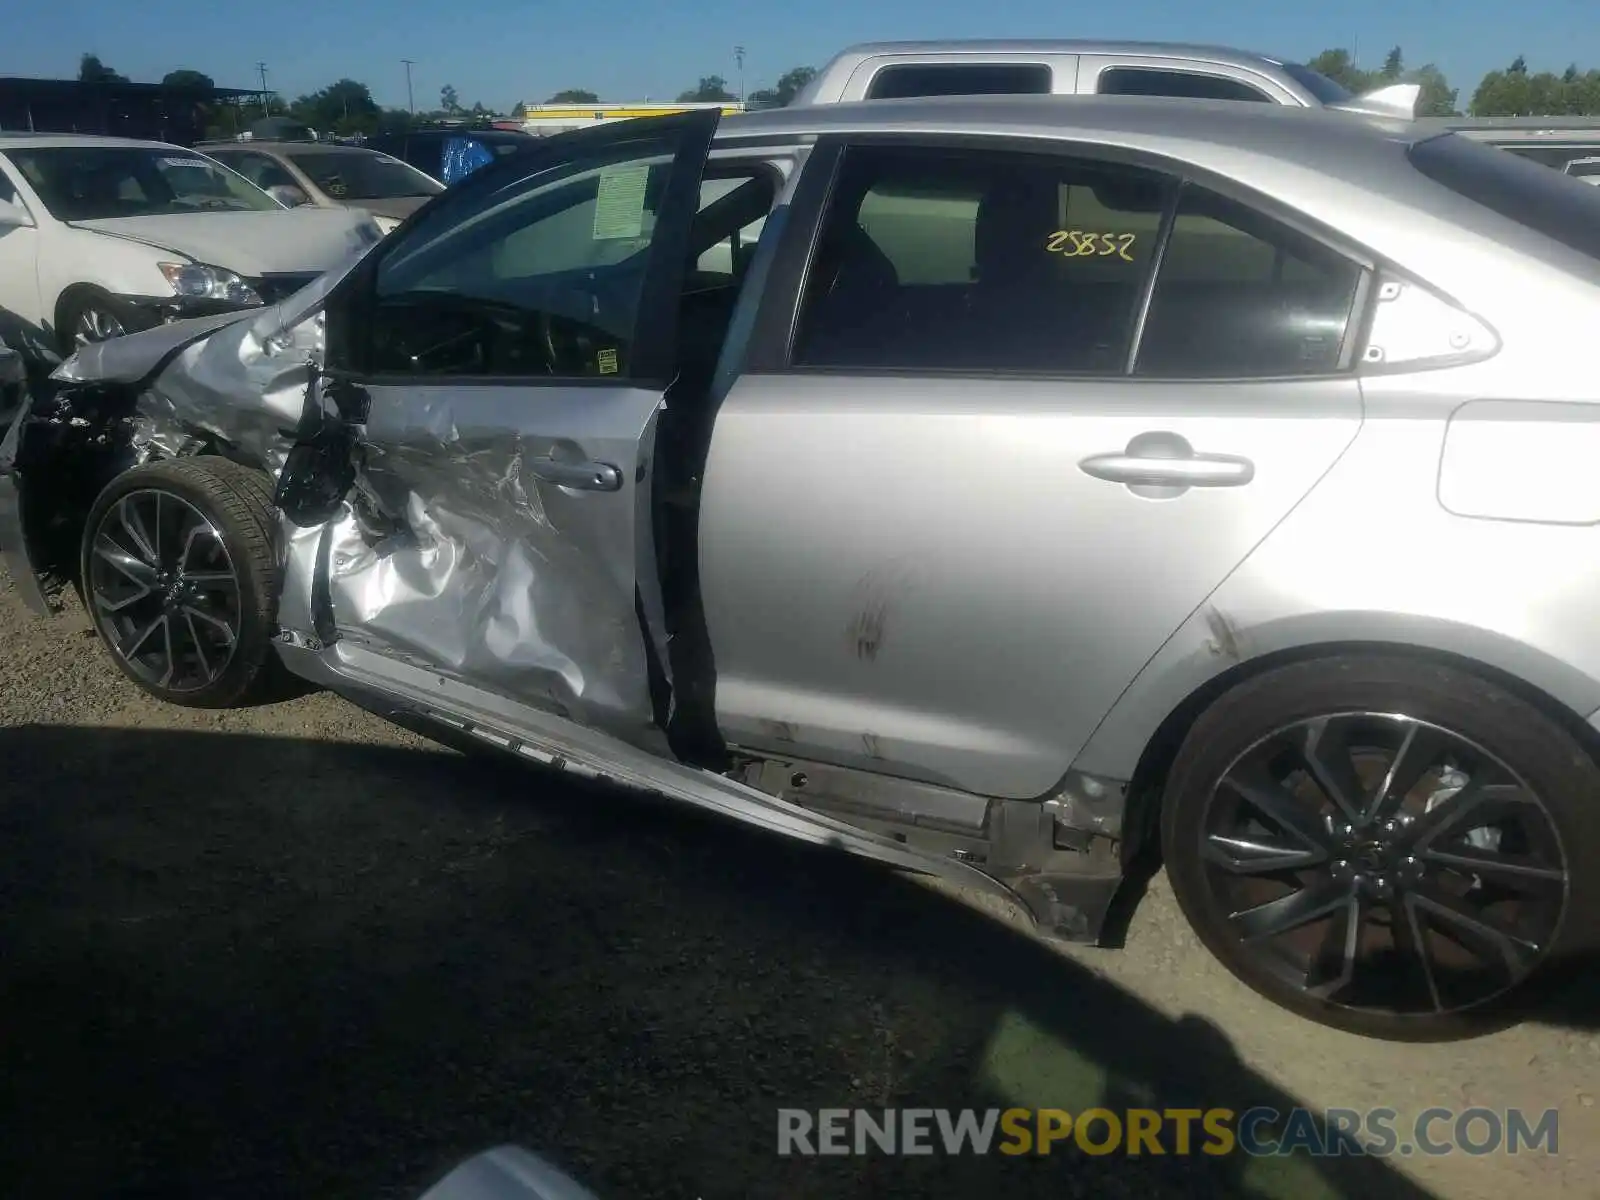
[0,306,1111,946]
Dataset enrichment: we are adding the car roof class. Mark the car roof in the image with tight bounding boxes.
[822,38,1294,68]
[0,133,183,152]
[199,141,387,155]
[717,92,1414,166]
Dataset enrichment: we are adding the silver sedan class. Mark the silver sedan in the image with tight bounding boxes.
[5,94,1599,1041]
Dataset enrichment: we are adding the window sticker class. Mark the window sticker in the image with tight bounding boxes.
[592,163,651,240]
[597,347,619,375]
[1045,230,1137,262]
[159,157,214,170]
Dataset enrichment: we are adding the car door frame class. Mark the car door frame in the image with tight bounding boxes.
[300,107,723,743]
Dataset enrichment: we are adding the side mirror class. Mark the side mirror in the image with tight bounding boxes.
[0,198,35,228]
[268,184,312,208]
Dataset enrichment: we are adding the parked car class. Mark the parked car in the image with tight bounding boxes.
[6,98,1600,1042]
[792,39,1412,111]
[0,134,384,360]
[361,126,539,185]
[196,140,445,233]
[1564,155,1600,184]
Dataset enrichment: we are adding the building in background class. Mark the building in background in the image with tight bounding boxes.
[516,100,743,136]
[0,77,262,145]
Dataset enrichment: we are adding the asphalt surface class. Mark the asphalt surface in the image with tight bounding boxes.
[2,568,1597,1200]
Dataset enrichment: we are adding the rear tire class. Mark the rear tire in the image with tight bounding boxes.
[80,457,283,709]
[1161,653,1600,1040]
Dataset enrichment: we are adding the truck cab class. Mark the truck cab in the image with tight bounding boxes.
[792,40,1359,108]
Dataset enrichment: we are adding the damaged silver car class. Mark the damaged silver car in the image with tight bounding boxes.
[5,99,1600,1041]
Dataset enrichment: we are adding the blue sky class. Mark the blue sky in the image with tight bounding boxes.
[8,0,1599,112]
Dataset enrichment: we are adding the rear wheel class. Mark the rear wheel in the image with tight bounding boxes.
[1161,654,1599,1040]
[80,457,282,709]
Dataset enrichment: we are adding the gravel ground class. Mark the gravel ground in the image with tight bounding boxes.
[1,569,1597,1199]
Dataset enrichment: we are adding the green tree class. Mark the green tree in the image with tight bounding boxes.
[1380,46,1404,81]
[677,75,735,102]
[290,78,382,134]
[1409,63,1459,116]
[161,68,215,90]
[1306,48,1370,93]
[547,88,600,103]
[78,53,127,84]
[440,84,460,114]
[748,65,817,108]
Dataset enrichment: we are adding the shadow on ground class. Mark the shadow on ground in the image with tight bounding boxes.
[0,724,1457,1199]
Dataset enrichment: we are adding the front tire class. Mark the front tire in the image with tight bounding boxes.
[1161,653,1600,1040]
[80,457,282,709]
[56,289,148,356]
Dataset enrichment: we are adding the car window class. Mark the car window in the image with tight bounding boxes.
[1095,67,1273,102]
[791,144,1174,373]
[865,63,1053,100]
[0,165,16,206]
[286,150,443,199]
[1408,133,1600,264]
[6,145,280,219]
[367,133,684,378]
[1566,158,1600,178]
[694,174,772,280]
[1135,185,1363,378]
[217,151,299,192]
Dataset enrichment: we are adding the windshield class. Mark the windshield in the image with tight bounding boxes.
[5,146,280,220]
[1280,63,1354,104]
[286,149,444,200]
[1409,133,1600,263]
[1567,159,1600,178]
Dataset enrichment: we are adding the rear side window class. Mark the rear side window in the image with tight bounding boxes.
[1096,68,1272,102]
[865,63,1053,100]
[1137,186,1363,377]
[792,144,1173,373]
[1408,133,1600,263]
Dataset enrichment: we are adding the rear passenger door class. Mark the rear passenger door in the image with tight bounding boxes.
[697,138,1369,800]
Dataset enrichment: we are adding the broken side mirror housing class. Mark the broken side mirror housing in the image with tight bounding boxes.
[1331,82,1421,120]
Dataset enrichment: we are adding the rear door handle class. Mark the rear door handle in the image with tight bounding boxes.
[528,457,623,491]
[1079,432,1255,490]
[1079,453,1254,487]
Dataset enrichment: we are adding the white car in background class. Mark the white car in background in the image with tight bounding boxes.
[0,134,382,360]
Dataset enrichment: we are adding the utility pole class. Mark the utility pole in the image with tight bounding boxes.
[734,45,746,105]
[257,61,269,117]
[402,59,416,115]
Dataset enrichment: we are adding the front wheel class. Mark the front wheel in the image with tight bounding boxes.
[80,457,283,708]
[1161,653,1599,1040]
[56,289,148,356]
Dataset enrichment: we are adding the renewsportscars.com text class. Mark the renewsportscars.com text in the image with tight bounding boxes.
[776,1106,1560,1158]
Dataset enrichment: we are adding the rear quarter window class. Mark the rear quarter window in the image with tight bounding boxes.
[1408,133,1600,263]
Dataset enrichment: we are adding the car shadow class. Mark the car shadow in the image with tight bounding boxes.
[0,723,1536,1199]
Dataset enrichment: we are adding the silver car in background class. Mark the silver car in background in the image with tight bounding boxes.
[4,95,1599,1042]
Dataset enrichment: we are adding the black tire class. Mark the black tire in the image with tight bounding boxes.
[55,288,150,357]
[1161,653,1600,1041]
[80,457,283,709]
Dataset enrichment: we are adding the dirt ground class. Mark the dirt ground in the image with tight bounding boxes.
[1,569,1597,1200]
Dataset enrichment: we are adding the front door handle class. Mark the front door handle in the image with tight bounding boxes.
[528,456,623,491]
[1079,432,1255,490]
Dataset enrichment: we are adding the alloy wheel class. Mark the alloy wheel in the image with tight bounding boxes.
[86,489,242,693]
[74,303,126,345]
[1197,712,1569,1018]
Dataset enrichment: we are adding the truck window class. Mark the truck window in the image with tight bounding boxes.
[865,63,1053,100]
[1096,67,1272,103]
